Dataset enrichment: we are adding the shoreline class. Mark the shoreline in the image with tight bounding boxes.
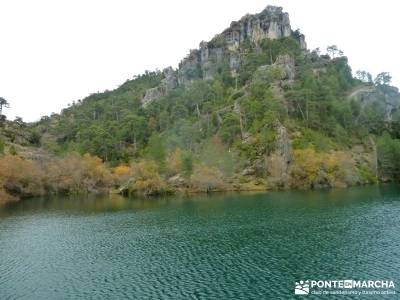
[2,180,386,206]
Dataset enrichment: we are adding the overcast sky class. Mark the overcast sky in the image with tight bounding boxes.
[1,0,399,122]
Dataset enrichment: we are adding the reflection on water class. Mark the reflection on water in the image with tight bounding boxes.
[0,184,399,299]
[2,184,399,217]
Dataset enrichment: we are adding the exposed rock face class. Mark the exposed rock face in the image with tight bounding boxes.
[274,54,295,81]
[298,34,307,50]
[349,85,400,121]
[142,86,164,107]
[177,5,306,85]
[223,6,291,48]
[254,54,296,87]
[142,6,307,106]
[142,67,178,106]
[265,125,293,189]
[143,6,306,104]
[162,67,178,91]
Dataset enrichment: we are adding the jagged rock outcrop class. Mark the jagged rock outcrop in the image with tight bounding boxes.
[298,34,307,50]
[254,54,296,87]
[162,67,178,91]
[274,54,295,81]
[222,6,292,48]
[143,6,306,104]
[265,124,293,189]
[142,86,164,107]
[142,67,178,106]
[178,5,306,85]
[349,85,400,121]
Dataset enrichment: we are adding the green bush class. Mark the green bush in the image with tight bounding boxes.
[0,137,4,154]
[377,133,400,180]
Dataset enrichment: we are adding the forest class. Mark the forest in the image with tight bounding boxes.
[1,36,400,204]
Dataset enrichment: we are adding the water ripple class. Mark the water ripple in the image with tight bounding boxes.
[0,185,399,299]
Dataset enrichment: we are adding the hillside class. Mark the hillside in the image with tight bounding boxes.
[1,5,400,202]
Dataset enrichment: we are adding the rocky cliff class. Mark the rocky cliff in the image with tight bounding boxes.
[142,67,178,106]
[349,85,400,121]
[178,6,306,85]
[142,5,306,105]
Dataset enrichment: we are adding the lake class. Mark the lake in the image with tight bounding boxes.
[0,185,399,299]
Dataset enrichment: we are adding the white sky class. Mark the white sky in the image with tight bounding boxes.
[1,0,399,122]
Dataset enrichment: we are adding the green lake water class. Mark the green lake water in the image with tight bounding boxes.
[0,185,399,299]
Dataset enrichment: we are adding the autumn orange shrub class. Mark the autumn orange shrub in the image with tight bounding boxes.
[0,189,17,204]
[290,148,362,189]
[290,148,323,189]
[112,165,132,186]
[190,163,226,192]
[129,160,166,196]
[166,148,183,176]
[0,152,114,202]
[0,154,45,198]
[44,153,112,194]
[81,154,112,185]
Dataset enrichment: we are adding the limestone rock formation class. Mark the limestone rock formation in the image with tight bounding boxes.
[142,67,178,106]
[274,54,295,81]
[143,6,305,104]
[254,54,296,86]
[142,86,164,107]
[265,124,293,189]
[178,5,306,85]
[223,6,292,47]
[349,85,400,121]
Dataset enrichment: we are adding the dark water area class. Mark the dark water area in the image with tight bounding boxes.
[0,185,399,299]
